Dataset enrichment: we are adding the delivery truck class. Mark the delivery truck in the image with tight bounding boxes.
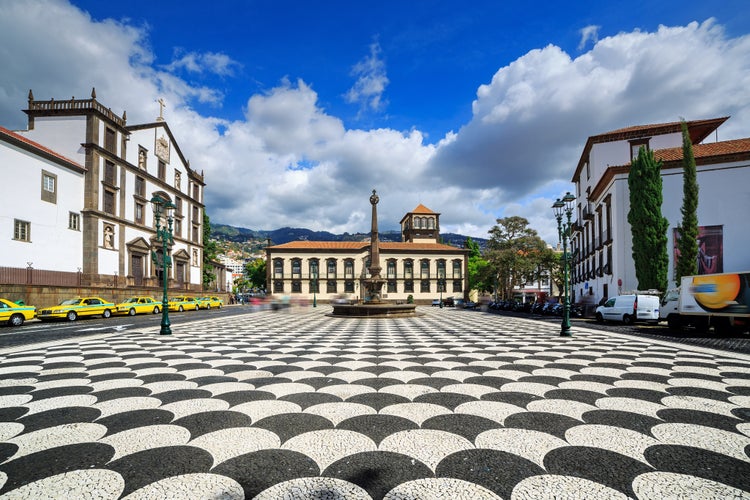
[660,271,750,334]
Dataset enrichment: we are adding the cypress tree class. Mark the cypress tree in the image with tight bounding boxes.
[628,146,669,292]
[675,120,699,283]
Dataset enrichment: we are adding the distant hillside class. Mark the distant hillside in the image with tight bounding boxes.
[211,223,486,249]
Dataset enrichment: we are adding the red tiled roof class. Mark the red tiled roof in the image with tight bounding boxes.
[271,241,369,250]
[270,240,464,252]
[572,117,729,182]
[410,204,435,214]
[654,137,750,162]
[0,126,85,171]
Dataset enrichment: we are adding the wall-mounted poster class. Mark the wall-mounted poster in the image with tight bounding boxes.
[673,225,723,276]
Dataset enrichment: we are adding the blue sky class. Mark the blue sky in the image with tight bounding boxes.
[1,0,749,244]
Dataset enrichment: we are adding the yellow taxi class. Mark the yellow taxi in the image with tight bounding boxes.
[167,296,200,312]
[115,296,162,316]
[197,296,224,309]
[0,298,36,327]
[37,297,115,322]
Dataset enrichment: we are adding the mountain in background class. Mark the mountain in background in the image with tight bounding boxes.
[211,223,487,256]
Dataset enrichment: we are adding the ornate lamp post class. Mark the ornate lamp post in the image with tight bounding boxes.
[311,266,318,308]
[151,195,176,335]
[438,277,446,308]
[552,192,576,337]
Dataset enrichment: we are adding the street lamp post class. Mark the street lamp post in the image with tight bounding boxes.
[438,277,445,308]
[312,269,318,308]
[552,192,576,337]
[151,195,176,335]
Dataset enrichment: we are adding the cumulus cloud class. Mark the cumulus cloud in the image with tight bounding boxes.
[430,19,750,242]
[0,2,748,247]
[163,49,241,77]
[578,25,600,50]
[345,42,390,114]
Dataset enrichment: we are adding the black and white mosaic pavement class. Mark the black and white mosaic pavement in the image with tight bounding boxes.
[1,308,749,499]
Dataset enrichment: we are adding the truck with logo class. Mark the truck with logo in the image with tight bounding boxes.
[660,271,750,334]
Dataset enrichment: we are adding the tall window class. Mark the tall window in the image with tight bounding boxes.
[437,260,446,279]
[104,161,116,185]
[309,260,319,278]
[175,197,183,215]
[68,212,80,231]
[135,176,145,197]
[387,260,396,279]
[192,205,200,221]
[192,225,199,243]
[327,259,336,278]
[41,171,57,203]
[273,259,283,278]
[292,259,301,277]
[404,260,413,279]
[13,219,30,242]
[103,190,115,215]
[135,202,144,224]
[452,260,462,278]
[420,260,430,279]
[193,183,200,200]
[105,127,116,153]
[344,259,354,278]
[158,160,166,181]
[174,219,182,238]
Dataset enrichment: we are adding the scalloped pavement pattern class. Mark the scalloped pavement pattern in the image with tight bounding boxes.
[1,308,749,499]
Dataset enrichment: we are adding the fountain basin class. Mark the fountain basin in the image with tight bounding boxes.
[331,303,420,318]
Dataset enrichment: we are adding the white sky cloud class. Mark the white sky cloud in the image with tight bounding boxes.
[1,2,748,247]
[345,42,390,114]
[578,25,600,50]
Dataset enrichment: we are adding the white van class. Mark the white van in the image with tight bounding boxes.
[595,294,660,324]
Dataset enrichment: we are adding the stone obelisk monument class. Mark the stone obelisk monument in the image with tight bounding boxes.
[366,189,385,303]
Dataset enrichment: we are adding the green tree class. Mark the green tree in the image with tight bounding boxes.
[628,146,669,292]
[244,258,267,290]
[202,210,219,290]
[675,119,699,283]
[465,237,489,294]
[485,216,551,299]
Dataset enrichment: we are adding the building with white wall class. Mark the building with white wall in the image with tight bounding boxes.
[266,204,468,303]
[570,117,750,304]
[0,89,206,292]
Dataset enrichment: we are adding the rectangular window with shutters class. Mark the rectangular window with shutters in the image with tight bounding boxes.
[158,160,166,181]
[104,161,116,185]
[103,190,115,215]
[135,176,145,197]
[13,219,30,241]
[135,203,144,224]
[105,127,116,153]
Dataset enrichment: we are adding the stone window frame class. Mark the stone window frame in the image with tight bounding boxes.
[13,219,30,242]
[41,170,57,204]
[68,212,80,231]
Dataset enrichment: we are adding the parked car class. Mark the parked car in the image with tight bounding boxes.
[0,298,36,326]
[595,294,660,324]
[167,296,200,312]
[197,296,224,309]
[37,297,115,322]
[115,296,162,316]
[443,297,455,307]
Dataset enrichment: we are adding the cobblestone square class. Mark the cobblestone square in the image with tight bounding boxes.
[1,308,749,499]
